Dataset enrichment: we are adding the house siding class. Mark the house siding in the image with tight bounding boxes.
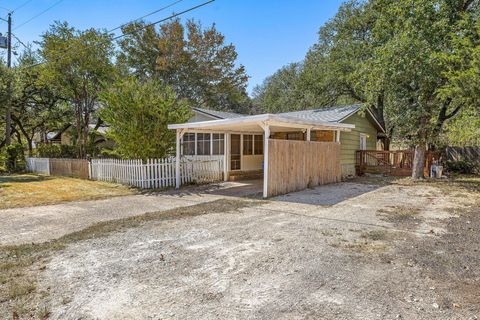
[340,113,378,177]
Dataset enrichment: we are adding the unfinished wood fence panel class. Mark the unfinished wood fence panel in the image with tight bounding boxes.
[267,140,341,197]
[49,159,89,179]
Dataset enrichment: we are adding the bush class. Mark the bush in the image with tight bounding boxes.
[445,160,478,174]
[2,144,26,172]
[36,144,78,158]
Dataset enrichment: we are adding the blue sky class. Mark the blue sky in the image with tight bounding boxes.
[1,0,344,93]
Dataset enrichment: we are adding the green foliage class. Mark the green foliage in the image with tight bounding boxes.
[252,63,303,113]
[100,77,191,160]
[254,0,480,153]
[35,144,77,159]
[445,160,477,174]
[39,22,115,157]
[117,19,251,113]
[10,48,71,155]
[442,108,480,146]
[3,144,25,172]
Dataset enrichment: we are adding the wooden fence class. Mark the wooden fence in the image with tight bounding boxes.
[89,158,223,189]
[26,158,50,175]
[355,150,437,176]
[444,147,480,163]
[267,140,341,197]
[49,158,89,179]
[26,158,88,179]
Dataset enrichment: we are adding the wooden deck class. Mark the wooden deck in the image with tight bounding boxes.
[355,150,437,177]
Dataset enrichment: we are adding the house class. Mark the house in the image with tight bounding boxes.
[36,123,113,150]
[169,105,385,198]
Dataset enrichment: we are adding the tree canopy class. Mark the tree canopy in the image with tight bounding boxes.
[254,0,480,177]
[100,77,191,160]
[118,19,251,113]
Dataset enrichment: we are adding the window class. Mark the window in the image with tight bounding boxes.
[254,135,263,155]
[243,134,253,155]
[212,133,225,155]
[359,133,367,150]
[197,133,211,155]
[286,132,303,140]
[182,133,195,155]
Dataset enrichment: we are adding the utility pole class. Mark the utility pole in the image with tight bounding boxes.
[5,12,12,146]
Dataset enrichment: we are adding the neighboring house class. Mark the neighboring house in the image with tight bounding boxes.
[37,124,112,149]
[182,105,385,177]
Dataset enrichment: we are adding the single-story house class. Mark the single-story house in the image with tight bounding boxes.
[169,105,385,198]
[34,123,113,149]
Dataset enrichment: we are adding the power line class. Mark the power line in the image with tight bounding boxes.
[12,33,29,49]
[109,0,185,33]
[24,0,215,69]
[11,0,34,13]
[112,0,214,41]
[13,0,65,31]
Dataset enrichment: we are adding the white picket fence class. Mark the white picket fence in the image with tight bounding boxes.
[26,158,50,175]
[89,157,223,189]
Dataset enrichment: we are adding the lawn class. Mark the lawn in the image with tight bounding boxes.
[0,174,135,209]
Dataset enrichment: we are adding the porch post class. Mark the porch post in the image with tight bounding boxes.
[263,124,270,198]
[223,133,228,181]
[175,129,182,189]
[336,130,341,143]
[306,128,311,141]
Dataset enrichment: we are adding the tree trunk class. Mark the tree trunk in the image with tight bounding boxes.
[412,144,426,179]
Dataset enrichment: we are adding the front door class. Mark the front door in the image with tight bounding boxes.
[230,134,241,170]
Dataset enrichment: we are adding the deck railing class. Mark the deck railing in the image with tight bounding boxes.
[355,150,437,176]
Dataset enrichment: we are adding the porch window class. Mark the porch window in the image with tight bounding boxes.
[182,133,195,155]
[212,133,225,155]
[197,133,211,155]
[243,134,253,155]
[254,135,263,155]
[286,132,303,140]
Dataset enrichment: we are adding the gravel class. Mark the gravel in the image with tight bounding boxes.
[38,180,479,319]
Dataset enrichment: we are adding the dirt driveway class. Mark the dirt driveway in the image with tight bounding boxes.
[32,177,479,319]
[0,180,263,245]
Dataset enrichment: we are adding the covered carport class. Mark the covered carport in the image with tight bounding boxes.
[168,113,354,198]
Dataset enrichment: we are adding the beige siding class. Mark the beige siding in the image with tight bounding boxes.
[340,113,378,176]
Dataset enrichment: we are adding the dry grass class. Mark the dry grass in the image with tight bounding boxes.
[0,174,135,209]
[0,199,252,318]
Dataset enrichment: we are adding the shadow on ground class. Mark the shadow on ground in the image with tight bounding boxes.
[0,174,52,184]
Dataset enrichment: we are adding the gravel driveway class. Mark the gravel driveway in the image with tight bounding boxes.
[0,180,262,245]
[39,179,479,319]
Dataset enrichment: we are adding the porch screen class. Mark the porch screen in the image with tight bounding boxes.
[182,133,195,155]
[212,134,225,155]
[197,133,211,155]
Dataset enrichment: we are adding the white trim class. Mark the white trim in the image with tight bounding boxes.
[339,107,386,134]
[168,114,354,131]
[336,130,341,143]
[175,129,183,189]
[263,124,270,198]
[359,133,367,150]
[223,133,228,181]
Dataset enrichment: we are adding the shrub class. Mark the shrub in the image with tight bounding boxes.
[2,144,26,172]
[36,144,77,158]
[445,160,477,174]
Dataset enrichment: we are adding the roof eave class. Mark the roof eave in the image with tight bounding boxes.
[168,113,354,131]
